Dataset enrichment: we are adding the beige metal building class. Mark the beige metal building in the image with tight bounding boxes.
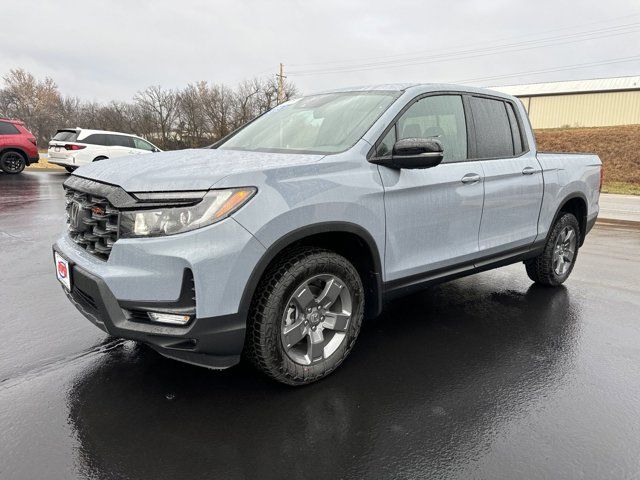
[492,76,640,129]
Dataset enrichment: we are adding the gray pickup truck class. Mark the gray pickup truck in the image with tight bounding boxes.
[53,84,602,385]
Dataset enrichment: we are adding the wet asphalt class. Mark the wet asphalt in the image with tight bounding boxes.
[1,171,640,480]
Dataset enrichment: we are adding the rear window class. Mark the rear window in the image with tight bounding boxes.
[470,97,513,158]
[0,121,20,135]
[83,134,110,146]
[506,102,524,155]
[109,135,135,148]
[53,130,79,142]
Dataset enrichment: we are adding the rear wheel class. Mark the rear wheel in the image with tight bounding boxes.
[245,247,364,385]
[0,151,26,174]
[525,212,580,286]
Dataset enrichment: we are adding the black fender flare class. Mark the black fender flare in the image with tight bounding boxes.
[237,221,384,319]
[548,191,589,246]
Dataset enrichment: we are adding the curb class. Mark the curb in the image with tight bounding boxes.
[596,218,640,228]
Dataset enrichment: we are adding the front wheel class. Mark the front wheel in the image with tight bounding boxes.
[525,212,580,286]
[245,247,364,385]
[0,151,26,174]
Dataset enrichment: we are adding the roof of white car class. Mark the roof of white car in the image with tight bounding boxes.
[60,128,140,138]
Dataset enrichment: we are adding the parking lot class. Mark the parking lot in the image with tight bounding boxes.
[1,171,640,479]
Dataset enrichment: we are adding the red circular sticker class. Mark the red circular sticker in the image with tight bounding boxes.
[57,261,67,278]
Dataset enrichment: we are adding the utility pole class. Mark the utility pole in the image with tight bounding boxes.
[276,63,286,104]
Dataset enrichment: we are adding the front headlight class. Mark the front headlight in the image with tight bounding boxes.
[120,187,256,238]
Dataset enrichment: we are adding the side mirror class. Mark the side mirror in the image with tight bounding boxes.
[375,138,444,169]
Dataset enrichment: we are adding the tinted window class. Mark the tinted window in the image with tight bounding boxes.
[82,134,109,146]
[53,130,79,142]
[133,138,154,151]
[470,97,513,158]
[506,102,524,154]
[376,127,396,157]
[110,135,135,148]
[0,121,20,135]
[396,95,467,162]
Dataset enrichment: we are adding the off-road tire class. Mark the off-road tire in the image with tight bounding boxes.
[244,247,364,386]
[525,212,580,286]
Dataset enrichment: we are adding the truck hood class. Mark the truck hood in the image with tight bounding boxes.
[73,148,325,192]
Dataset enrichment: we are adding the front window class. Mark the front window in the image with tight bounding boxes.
[217,91,400,154]
[134,138,155,151]
[396,95,468,163]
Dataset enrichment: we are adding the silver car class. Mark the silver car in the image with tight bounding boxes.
[53,84,601,385]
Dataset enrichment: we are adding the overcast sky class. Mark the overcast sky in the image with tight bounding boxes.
[1,0,639,102]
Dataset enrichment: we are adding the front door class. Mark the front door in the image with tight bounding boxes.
[376,94,485,282]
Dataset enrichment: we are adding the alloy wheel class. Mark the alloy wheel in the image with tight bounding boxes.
[553,226,577,276]
[280,274,352,365]
[1,152,25,173]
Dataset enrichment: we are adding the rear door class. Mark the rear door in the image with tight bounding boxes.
[108,135,137,157]
[469,95,543,255]
[376,93,485,281]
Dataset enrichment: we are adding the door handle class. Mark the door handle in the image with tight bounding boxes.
[461,173,481,184]
[522,166,537,175]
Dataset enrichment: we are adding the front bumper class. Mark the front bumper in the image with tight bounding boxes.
[55,247,245,369]
[53,215,267,369]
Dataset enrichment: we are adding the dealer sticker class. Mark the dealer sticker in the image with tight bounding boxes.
[55,252,71,291]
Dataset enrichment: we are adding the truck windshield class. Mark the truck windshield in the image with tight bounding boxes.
[217,91,399,154]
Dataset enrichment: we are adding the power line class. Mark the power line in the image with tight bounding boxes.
[287,12,640,69]
[453,55,640,84]
[288,22,640,76]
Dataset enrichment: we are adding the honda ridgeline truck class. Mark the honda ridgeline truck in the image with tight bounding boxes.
[53,84,602,385]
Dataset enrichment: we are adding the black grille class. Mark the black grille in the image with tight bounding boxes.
[65,188,119,260]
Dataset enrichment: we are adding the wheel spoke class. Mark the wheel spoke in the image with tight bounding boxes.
[292,281,315,310]
[322,312,350,331]
[316,278,342,310]
[564,229,574,245]
[307,329,324,361]
[283,319,308,348]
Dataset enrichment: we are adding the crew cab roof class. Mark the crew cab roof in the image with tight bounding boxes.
[314,83,519,102]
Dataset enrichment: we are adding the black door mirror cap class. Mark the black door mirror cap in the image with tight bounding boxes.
[372,138,444,169]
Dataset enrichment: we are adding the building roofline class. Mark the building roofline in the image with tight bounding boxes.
[491,74,640,97]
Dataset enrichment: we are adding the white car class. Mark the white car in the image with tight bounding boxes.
[48,128,161,172]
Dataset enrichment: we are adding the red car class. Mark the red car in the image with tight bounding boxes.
[0,118,39,174]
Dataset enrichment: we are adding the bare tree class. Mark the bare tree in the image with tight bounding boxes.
[0,69,299,149]
[177,82,209,147]
[200,83,234,141]
[0,68,63,145]
[134,85,178,148]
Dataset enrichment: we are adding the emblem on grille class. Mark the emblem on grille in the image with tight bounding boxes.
[69,201,88,232]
